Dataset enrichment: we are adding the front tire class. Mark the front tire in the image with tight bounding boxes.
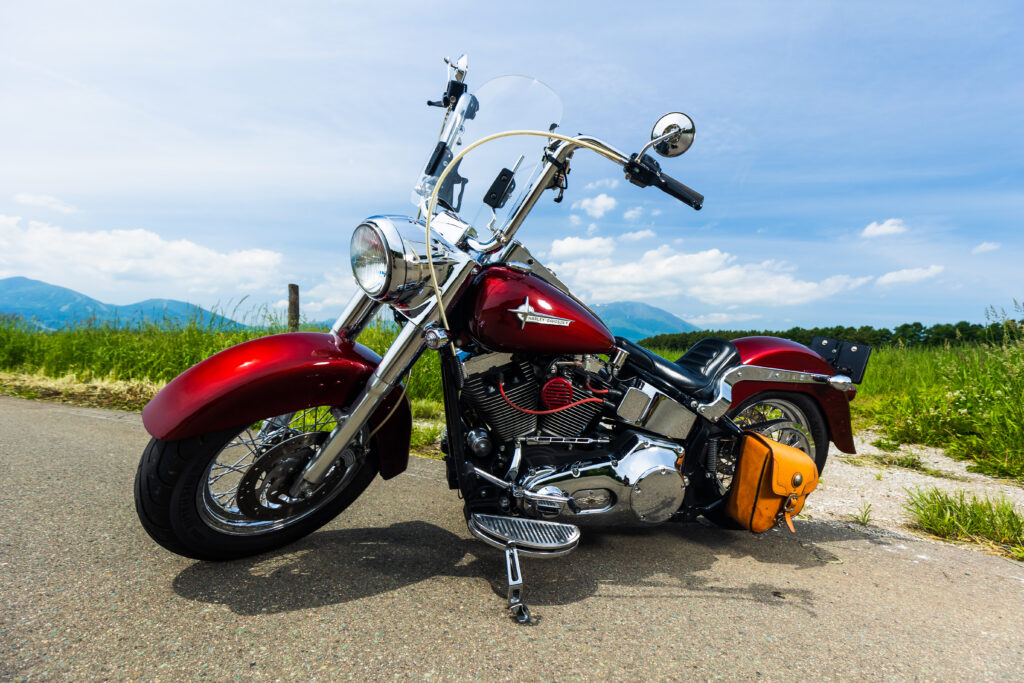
[134,407,378,560]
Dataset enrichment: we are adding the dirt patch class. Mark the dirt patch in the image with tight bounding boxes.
[805,429,1024,542]
[0,371,159,412]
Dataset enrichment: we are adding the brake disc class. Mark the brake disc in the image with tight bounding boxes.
[235,431,343,520]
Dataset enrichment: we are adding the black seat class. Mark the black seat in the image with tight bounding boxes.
[616,337,741,400]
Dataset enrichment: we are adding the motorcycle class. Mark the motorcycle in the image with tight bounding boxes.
[134,55,871,622]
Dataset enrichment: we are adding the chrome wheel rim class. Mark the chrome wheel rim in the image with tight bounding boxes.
[197,407,364,536]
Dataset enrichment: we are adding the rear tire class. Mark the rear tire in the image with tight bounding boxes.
[134,408,378,561]
[703,392,828,529]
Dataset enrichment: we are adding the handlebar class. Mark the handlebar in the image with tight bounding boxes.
[472,136,702,256]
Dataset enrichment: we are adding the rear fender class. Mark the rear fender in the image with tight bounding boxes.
[142,332,412,479]
[731,336,855,454]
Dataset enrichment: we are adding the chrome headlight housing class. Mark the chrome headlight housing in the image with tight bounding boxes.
[350,216,460,309]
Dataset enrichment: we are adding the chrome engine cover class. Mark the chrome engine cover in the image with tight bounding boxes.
[519,433,686,526]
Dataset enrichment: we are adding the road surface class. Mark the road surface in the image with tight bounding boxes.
[2,396,1022,680]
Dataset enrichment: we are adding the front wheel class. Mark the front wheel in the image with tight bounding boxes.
[134,407,378,560]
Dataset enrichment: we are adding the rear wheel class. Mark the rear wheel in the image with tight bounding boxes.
[134,407,378,560]
[704,392,828,528]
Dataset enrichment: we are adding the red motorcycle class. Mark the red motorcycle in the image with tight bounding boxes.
[135,56,870,621]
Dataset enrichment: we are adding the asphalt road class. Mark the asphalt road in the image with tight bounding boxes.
[2,396,1023,681]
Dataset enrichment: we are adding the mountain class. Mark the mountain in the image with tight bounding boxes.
[591,301,700,342]
[0,277,242,330]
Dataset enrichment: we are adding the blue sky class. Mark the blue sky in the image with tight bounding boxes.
[1,2,1021,329]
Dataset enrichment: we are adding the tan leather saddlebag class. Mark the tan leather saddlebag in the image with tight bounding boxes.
[725,431,819,533]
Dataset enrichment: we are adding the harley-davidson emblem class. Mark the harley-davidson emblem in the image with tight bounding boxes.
[507,297,573,329]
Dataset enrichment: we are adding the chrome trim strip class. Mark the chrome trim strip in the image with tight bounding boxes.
[695,364,854,421]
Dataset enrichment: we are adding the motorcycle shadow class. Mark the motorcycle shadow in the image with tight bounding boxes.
[172,519,880,616]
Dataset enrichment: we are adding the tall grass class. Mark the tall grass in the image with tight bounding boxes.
[856,316,1024,481]
[0,314,443,403]
[906,488,1024,560]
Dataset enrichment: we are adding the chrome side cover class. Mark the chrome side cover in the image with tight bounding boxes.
[521,434,686,526]
[616,381,698,440]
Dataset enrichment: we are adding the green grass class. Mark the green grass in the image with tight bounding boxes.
[905,488,1024,560]
[850,502,873,525]
[0,315,443,404]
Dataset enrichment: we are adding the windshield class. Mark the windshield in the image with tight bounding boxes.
[412,75,562,234]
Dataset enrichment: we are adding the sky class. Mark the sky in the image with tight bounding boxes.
[1,1,1021,330]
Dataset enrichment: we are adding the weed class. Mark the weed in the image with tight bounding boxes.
[410,421,444,452]
[851,502,873,525]
[843,450,962,480]
[871,436,901,452]
[875,472,883,481]
[411,398,444,420]
[905,488,1024,560]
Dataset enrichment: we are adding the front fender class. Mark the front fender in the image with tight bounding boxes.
[142,332,412,479]
[731,336,856,454]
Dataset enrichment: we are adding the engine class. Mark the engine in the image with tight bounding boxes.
[459,352,604,443]
[457,351,689,525]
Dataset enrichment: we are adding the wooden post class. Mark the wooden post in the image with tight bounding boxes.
[287,283,299,332]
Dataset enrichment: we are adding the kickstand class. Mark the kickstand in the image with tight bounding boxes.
[505,542,531,623]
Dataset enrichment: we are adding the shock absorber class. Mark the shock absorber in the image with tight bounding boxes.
[705,438,720,478]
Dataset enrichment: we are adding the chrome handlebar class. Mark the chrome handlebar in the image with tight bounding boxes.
[465,135,631,255]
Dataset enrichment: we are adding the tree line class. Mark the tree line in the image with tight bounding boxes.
[641,317,1023,350]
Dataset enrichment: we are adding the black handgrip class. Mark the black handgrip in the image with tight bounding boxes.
[657,173,703,210]
[624,153,703,211]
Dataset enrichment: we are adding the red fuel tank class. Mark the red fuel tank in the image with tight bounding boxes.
[467,267,615,355]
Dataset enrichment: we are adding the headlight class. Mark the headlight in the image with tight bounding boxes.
[350,223,390,298]
[349,216,462,309]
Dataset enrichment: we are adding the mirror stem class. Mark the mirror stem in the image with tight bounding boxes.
[636,129,681,160]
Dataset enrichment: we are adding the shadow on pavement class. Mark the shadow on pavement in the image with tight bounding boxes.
[172,519,884,616]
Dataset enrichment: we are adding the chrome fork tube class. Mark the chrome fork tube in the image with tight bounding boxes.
[331,292,381,340]
[296,258,477,489]
[297,320,426,488]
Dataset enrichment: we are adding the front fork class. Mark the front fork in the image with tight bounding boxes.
[294,258,477,491]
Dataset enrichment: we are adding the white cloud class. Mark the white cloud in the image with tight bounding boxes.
[876,264,944,286]
[549,243,870,306]
[571,193,617,219]
[651,209,662,217]
[620,229,655,241]
[549,236,616,260]
[586,223,599,236]
[568,214,582,226]
[687,312,764,328]
[862,218,907,238]
[583,178,619,191]
[0,214,282,303]
[971,241,1000,254]
[13,193,79,214]
[623,206,643,222]
[301,269,356,315]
